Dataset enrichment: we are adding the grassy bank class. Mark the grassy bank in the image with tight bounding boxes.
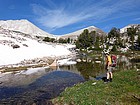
[52,70,140,105]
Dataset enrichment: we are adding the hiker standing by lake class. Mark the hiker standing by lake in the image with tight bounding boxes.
[104,52,113,83]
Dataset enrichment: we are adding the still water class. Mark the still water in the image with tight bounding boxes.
[0,54,139,104]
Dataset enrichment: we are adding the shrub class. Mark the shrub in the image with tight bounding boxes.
[12,44,20,49]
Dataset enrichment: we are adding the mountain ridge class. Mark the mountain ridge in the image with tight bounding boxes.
[0,19,139,39]
[0,19,53,38]
[58,26,106,40]
[0,19,107,39]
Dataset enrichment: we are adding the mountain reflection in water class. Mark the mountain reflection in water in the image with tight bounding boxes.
[0,68,85,104]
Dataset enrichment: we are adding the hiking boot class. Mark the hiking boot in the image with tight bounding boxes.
[107,79,110,82]
[109,78,112,82]
[104,79,109,83]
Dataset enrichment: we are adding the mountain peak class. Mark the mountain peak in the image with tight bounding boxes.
[0,19,53,37]
[0,19,29,23]
[59,26,106,39]
[86,26,97,29]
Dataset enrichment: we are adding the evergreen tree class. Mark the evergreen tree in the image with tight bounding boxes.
[89,31,96,44]
[58,38,67,43]
[94,36,100,49]
[43,37,51,42]
[75,29,100,50]
[43,37,56,42]
[76,29,105,50]
[50,38,55,42]
[76,29,90,49]
[108,27,121,47]
[67,38,70,43]
[137,34,140,47]
[127,26,136,48]
[100,35,104,44]
[108,27,120,39]
[111,45,117,52]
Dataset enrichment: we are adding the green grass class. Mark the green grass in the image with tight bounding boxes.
[52,70,140,105]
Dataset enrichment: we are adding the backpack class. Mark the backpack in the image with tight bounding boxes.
[111,55,117,67]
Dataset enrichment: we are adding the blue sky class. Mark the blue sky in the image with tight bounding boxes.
[0,0,140,35]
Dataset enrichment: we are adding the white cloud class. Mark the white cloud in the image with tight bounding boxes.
[31,0,140,31]
[32,3,92,30]
[134,18,140,21]
[38,9,91,28]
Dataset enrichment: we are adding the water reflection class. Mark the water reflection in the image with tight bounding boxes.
[59,54,140,80]
[0,69,84,104]
[76,62,103,80]
[0,67,52,87]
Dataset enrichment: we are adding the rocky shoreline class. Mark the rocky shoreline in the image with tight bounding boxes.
[0,52,77,73]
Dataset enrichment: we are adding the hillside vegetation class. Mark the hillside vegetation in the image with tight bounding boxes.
[75,25,140,52]
[52,69,140,105]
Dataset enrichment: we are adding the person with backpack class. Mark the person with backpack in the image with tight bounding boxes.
[104,52,113,83]
[111,55,117,67]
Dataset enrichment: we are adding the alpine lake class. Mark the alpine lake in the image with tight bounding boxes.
[0,51,140,105]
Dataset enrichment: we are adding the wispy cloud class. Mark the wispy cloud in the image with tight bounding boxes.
[31,0,140,32]
[134,18,140,21]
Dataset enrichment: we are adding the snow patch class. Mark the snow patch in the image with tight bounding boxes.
[0,28,75,66]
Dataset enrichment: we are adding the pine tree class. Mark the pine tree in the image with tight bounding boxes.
[67,38,70,43]
[108,27,121,47]
[94,36,100,49]
[76,29,90,49]
[137,34,140,47]
[127,26,136,48]
[112,45,117,52]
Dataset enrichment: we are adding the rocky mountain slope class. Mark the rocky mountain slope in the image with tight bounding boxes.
[0,19,53,38]
[0,20,106,40]
[59,26,106,40]
[120,24,140,33]
[106,24,140,52]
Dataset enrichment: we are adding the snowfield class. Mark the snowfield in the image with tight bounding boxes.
[0,28,76,67]
[0,42,75,66]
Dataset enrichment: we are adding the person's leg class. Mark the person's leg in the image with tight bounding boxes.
[106,72,110,82]
[107,66,113,82]
[109,72,113,82]
[105,66,111,83]
[106,72,109,79]
[110,72,113,78]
